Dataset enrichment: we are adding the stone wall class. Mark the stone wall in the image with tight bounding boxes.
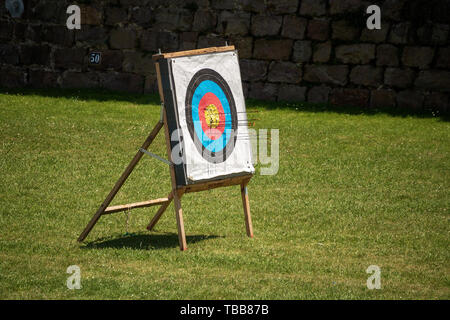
[1,0,449,112]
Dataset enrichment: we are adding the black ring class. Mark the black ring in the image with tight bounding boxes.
[185,69,238,164]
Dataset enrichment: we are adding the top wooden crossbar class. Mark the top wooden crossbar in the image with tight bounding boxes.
[152,46,235,61]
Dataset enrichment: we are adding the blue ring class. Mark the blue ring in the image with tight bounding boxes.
[191,80,232,153]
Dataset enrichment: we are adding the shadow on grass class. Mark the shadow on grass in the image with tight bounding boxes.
[0,87,161,106]
[1,87,448,121]
[246,98,450,121]
[81,232,222,250]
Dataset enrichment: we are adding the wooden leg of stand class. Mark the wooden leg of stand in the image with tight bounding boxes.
[159,103,188,251]
[77,121,163,242]
[146,191,173,231]
[241,182,254,238]
[174,189,187,251]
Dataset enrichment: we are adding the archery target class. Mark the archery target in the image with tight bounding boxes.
[168,50,254,184]
[185,68,238,163]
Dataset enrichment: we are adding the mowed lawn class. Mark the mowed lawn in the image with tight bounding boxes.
[0,89,448,299]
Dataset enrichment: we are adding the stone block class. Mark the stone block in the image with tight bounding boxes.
[332,20,360,41]
[389,23,412,44]
[120,0,150,5]
[249,82,278,101]
[123,51,154,74]
[0,20,12,40]
[105,7,128,26]
[268,61,302,83]
[131,7,154,26]
[193,10,217,32]
[416,22,449,45]
[81,6,102,25]
[26,25,42,43]
[292,40,312,63]
[0,44,19,65]
[396,90,424,110]
[0,1,5,17]
[304,65,348,86]
[251,15,282,37]
[401,46,434,69]
[436,47,450,69]
[217,11,251,35]
[360,23,390,43]
[330,88,370,108]
[239,59,269,82]
[266,0,299,14]
[307,19,330,41]
[431,0,450,24]
[308,86,331,103]
[313,41,331,63]
[330,0,366,15]
[229,36,253,59]
[197,35,227,48]
[253,39,293,60]
[376,44,399,67]
[29,70,58,88]
[281,16,307,39]
[424,92,449,112]
[41,25,74,46]
[61,71,99,89]
[110,28,137,49]
[370,89,396,108]
[382,0,407,21]
[240,0,266,13]
[350,66,383,87]
[32,1,64,22]
[415,70,450,93]
[144,74,158,94]
[14,22,27,41]
[100,72,144,93]
[416,23,434,45]
[20,45,51,66]
[75,26,108,45]
[54,48,86,69]
[179,32,198,51]
[278,85,307,102]
[211,0,236,10]
[335,44,375,64]
[431,24,449,45]
[141,30,179,52]
[187,0,213,8]
[153,7,193,32]
[384,68,415,88]
[241,81,249,98]
[0,66,26,88]
[299,0,327,16]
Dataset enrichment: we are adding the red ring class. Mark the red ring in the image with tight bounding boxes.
[198,92,225,140]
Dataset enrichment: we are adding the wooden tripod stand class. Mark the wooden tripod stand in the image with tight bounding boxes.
[78,48,254,251]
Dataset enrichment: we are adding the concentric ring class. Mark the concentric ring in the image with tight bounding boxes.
[185,69,237,163]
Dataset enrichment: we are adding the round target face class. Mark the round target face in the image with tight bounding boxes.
[185,69,238,163]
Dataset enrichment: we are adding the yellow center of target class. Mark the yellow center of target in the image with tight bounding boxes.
[204,104,220,129]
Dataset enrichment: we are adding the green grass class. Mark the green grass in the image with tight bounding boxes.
[0,88,448,299]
